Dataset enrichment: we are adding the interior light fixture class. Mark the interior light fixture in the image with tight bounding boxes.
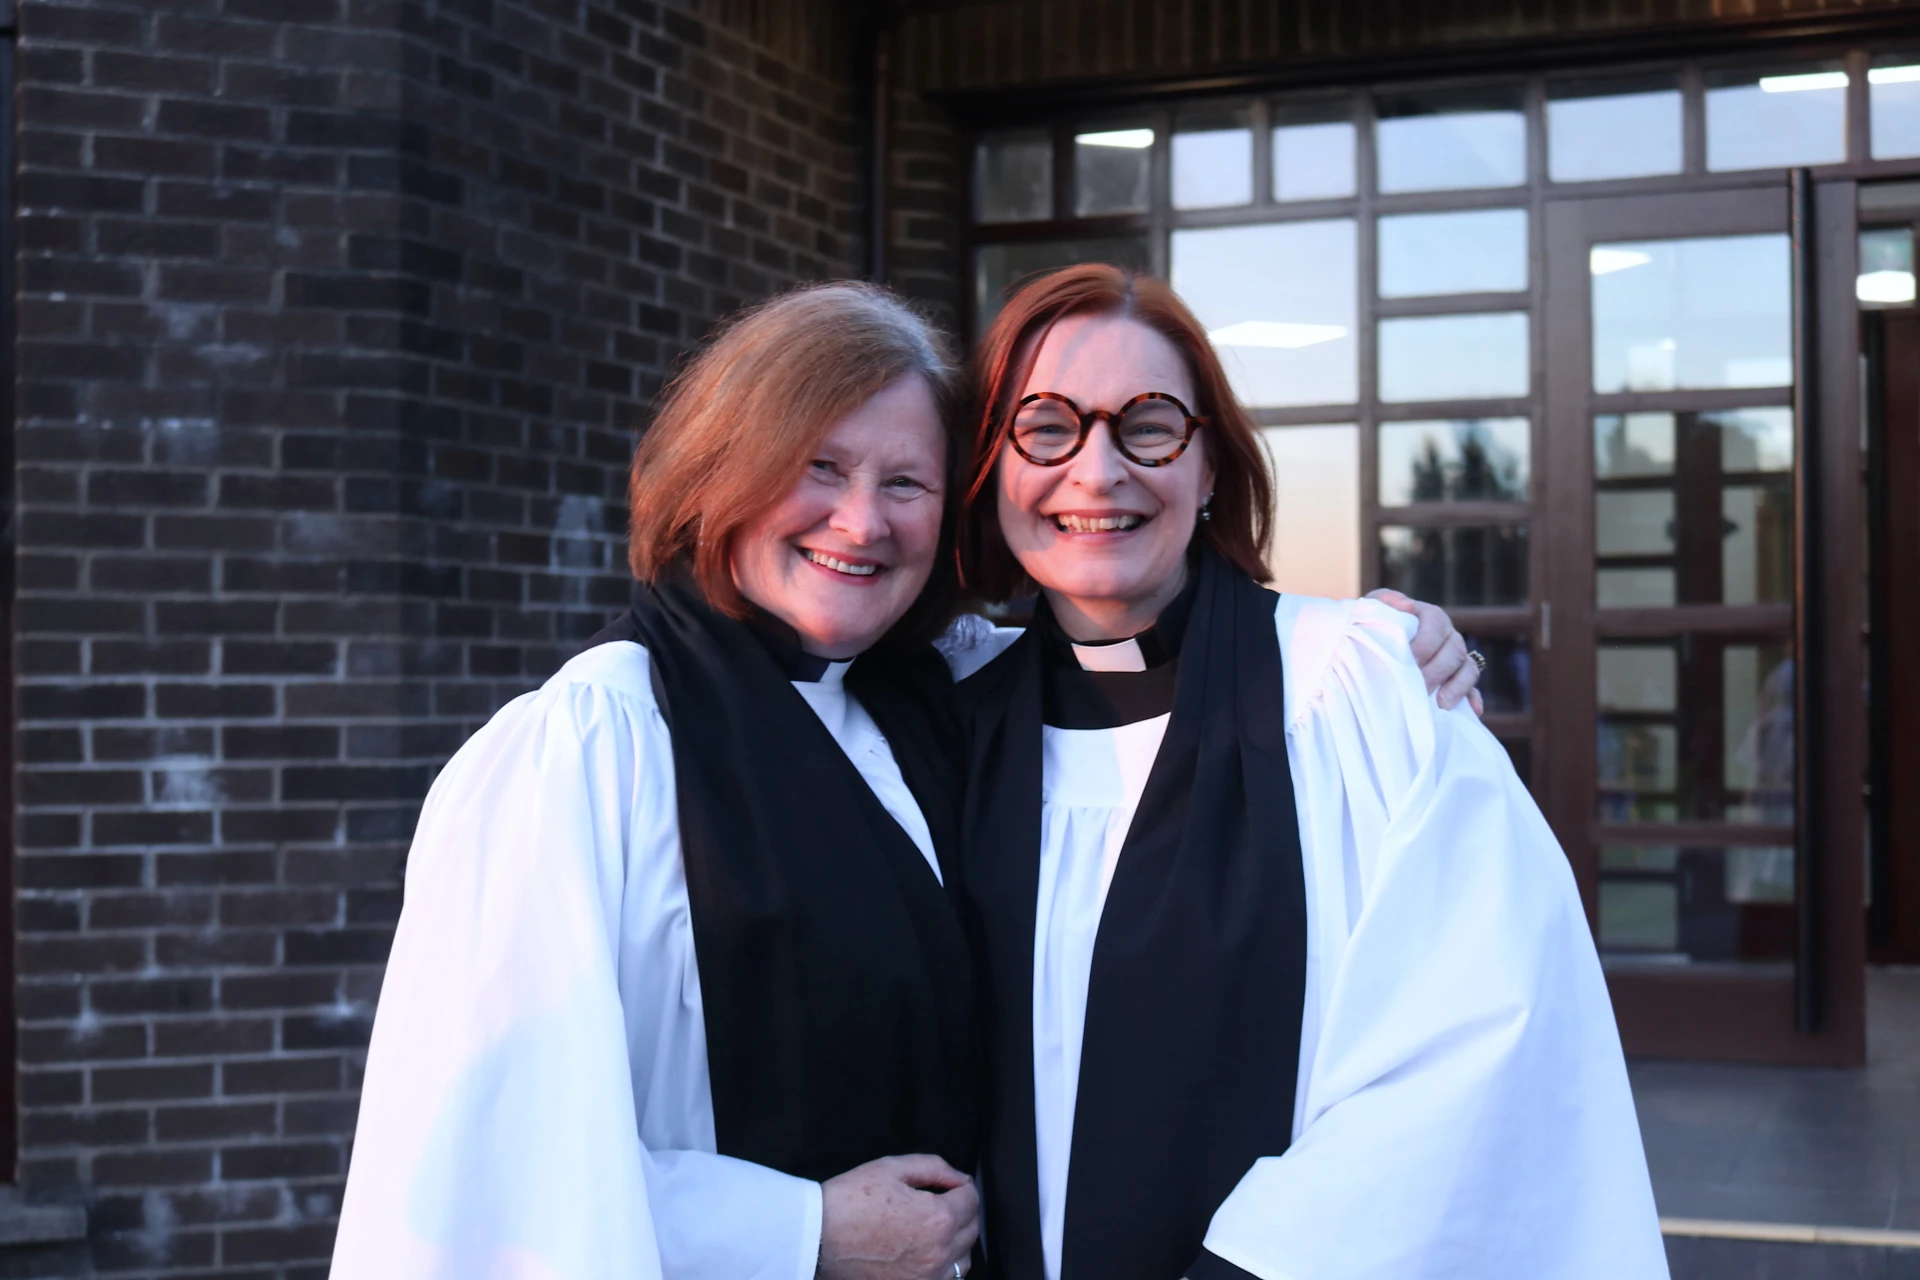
[1207,321,1348,349]
[1868,65,1920,85]
[1857,270,1918,305]
[1757,70,1850,93]
[1590,247,1654,275]
[1077,128,1155,149]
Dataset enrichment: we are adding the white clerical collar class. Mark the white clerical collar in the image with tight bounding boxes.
[810,660,853,687]
[1070,638,1148,673]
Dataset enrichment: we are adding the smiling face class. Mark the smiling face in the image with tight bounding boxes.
[730,375,947,659]
[996,313,1214,640]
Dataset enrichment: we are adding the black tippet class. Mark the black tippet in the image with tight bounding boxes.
[590,570,977,1183]
[957,544,1308,1280]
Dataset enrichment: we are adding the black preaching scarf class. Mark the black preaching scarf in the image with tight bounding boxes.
[588,571,977,1183]
[958,544,1307,1280]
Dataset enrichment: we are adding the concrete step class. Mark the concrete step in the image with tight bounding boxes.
[1666,1220,1920,1279]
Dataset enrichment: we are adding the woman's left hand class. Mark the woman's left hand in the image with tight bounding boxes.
[1366,589,1484,716]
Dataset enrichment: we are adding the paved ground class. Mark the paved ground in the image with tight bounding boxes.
[1633,968,1920,1232]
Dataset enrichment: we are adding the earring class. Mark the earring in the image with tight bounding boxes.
[1200,494,1213,522]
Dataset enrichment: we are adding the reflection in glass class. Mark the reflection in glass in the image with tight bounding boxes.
[1596,490,1673,556]
[1592,409,1795,609]
[1595,412,1676,479]
[1261,425,1360,599]
[1173,220,1358,408]
[1724,643,1795,822]
[1591,235,1791,393]
[1599,846,1794,960]
[1376,88,1527,193]
[1547,78,1683,182]
[975,238,1152,330]
[1461,634,1531,714]
[1871,57,1920,159]
[1706,65,1849,171]
[1599,876,1678,952]
[1378,417,1529,505]
[1598,645,1677,712]
[1173,109,1252,210]
[1597,637,1795,824]
[1075,125,1154,216]
[1859,226,1917,309]
[1379,313,1530,403]
[1377,209,1528,298]
[1273,110,1356,201]
[974,132,1052,223]
[1598,568,1675,608]
[1378,524,1528,607]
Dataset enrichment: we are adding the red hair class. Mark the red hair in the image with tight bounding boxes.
[628,282,964,644]
[959,264,1275,602]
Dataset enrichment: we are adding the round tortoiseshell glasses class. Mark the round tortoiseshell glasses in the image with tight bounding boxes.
[1008,391,1206,468]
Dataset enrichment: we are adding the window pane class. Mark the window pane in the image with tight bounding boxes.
[1378,417,1530,505]
[1597,637,1795,824]
[1173,108,1252,210]
[1592,408,1795,609]
[1591,235,1791,393]
[1462,634,1531,714]
[1376,88,1526,193]
[1859,226,1916,309]
[1378,312,1530,403]
[1871,55,1920,160]
[1378,208,1528,298]
[1261,424,1360,598]
[1173,220,1358,408]
[1378,524,1529,606]
[1548,77,1683,182]
[1075,124,1154,215]
[1706,65,1849,172]
[1273,109,1356,202]
[1724,643,1796,822]
[974,131,1051,223]
[1599,845,1794,960]
[975,238,1151,331]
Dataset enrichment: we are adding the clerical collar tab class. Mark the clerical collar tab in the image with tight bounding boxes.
[1071,638,1148,673]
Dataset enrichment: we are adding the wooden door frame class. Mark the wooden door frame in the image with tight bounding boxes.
[1541,180,1866,1065]
[1869,308,1920,964]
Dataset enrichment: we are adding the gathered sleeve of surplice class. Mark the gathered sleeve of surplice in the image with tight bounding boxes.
[330,643,821,1280]
[1192,597,1667,1280]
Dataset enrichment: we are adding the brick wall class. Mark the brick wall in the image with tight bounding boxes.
[12,0,861,1273]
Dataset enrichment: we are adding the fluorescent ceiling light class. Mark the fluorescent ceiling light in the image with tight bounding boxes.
[1077,128,1154,149]
[1857,269,1917,305]
[1869,65,1920,85]
[1207,321,1348,349]
[1590,247,1653,276]
[1758,71,1849,94]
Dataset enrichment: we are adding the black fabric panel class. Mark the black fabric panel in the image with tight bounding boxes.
[1186,1249,1264,1280]
[959,546,1307,1280]
[595,573,977,1183]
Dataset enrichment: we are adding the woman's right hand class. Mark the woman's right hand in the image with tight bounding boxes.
[818,1154,978,1280]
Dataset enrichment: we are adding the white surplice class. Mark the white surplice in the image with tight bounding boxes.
[330,641,940,1280]
[944,596,1668,1280]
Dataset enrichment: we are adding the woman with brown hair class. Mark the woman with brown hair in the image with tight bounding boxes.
[334,284,982,1280]
[945,265,1666,1280]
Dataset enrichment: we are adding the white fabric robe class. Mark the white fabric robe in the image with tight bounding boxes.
[330,641,942,1280]
[946,596,1668,1280]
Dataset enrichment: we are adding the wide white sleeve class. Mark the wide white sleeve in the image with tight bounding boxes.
[1198,598,1667,1280]
[330,657,820,1280]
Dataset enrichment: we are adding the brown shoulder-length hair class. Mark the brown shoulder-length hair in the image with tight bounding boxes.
[628,281,964,646]
[959,264,1276,604]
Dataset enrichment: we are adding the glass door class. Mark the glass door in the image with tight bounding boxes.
[1543,184,1861,1062]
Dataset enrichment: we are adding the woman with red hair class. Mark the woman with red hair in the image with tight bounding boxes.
[945,265,1664,1280]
